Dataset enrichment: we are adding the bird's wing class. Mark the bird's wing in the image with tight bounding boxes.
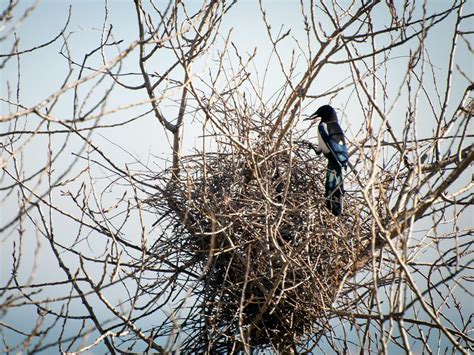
[318,123,349,167]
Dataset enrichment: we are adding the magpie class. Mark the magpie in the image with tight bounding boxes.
[304,105,349,216]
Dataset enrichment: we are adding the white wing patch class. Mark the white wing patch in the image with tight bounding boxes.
[318,123,331,154]
[333,135,344,145]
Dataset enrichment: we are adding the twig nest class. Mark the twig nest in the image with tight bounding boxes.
[149,142,372,350]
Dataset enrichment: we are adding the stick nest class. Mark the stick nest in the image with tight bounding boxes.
[149,140,375,350]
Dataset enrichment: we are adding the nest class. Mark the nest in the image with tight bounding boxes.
[149,140,375,351]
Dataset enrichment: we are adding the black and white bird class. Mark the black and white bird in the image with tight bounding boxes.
[305,105,349,216]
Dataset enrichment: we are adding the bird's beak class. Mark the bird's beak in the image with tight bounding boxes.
[304,114,319,121]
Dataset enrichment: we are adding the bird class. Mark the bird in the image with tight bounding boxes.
[304,105,349,216]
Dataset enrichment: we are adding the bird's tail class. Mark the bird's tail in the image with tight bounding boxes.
[325,164,344,216]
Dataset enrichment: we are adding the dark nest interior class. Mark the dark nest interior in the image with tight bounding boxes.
[148,138,379,351]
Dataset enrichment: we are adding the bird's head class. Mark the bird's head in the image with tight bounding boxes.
[304,104,337,123]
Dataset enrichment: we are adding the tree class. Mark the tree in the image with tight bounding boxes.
[1,0,472,353]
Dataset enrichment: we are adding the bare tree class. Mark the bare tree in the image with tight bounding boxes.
[1,0,472,353]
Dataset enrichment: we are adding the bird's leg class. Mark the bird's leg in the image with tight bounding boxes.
[297,140,322,155]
